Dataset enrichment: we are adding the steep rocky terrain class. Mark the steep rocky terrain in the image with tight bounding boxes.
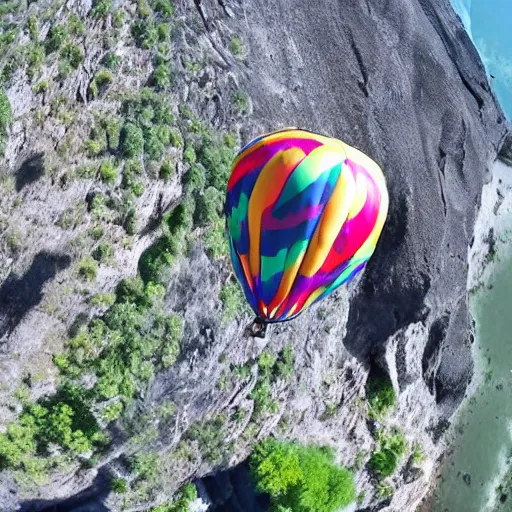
[0,0,509,511]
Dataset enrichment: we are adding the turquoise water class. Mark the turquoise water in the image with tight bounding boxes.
[432,253,512,511]
[451,0,512,118]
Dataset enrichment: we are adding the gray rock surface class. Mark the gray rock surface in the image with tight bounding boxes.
[0,0,509,511]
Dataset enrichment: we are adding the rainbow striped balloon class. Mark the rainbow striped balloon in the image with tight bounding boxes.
[225,128,389,323]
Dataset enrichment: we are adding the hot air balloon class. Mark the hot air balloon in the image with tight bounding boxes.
[224,128,388,336]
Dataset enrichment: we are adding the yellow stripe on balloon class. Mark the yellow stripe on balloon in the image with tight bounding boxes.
[247,147,306,278]
[346,170,368,220]
[299,158,356,278]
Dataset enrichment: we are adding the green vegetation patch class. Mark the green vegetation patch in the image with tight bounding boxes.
[369,428,407,478]
[57,278,183,403]
[150,483,197,512]
[366,375,396,419]
[249,439,356,512]
[0,383,104,470]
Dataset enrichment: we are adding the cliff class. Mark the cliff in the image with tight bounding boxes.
[0,0,508,511]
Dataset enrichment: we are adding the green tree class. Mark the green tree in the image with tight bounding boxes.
[249,439,355,512]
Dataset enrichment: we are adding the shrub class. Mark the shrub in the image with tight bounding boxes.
[33,80,49,94]
[120,123,144,157]
[68,13,86,36]
[103,118,121,151]
[92,0,112,18]
[219,281,245,323]
[152,0,174,16]
[92,242,113,262]
[78,257,98,282]
[103,52,121,70]
[84,139,104,157]
[144,128,165,160]
[229,37,244,58]
[369,429,407,478]
[183,145,196,164]
[99,160,118,183]
[110,477,127,493]
[366,376,396,419]
[169,128,183,147]
[232,90,249,114]
[60,42,83,69]
[153,63,171,89]
[131,20,158,49]
[193,186,223,227]
[249,439,356,512]
[139,202,191,283]
[186,417,231,464]
[27,14,39,42]
[90,68,113,98]
[151,484,197,512]
[45,24,67,54]
[131,452,158,480]
[137,0,152,18]
[0,89,12,135]
[26,44,45,78]
[157,23,170,41]
[159,160,173,181]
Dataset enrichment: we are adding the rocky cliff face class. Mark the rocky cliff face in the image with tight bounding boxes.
[0,0,508,511]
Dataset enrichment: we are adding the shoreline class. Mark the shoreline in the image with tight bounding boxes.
[418,156,512,512]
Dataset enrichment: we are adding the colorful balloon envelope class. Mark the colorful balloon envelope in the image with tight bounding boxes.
[225,128,389,323]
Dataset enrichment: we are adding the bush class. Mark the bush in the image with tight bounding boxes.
[27,14,39,42]
[92,0,111,18]
[131,20,158,49]
[92,242,113,262]
[219,281,245,323]
[78,257,98,282]
[183,145,196,164]
[152,0,174,16]
[33,80,49,94]
[103,52,121,70]
[150,484,197,512]
[159,159,173,181]
[144,128,165,160]
[103,118,121,151]
[131,452,158,480]
[232,90,249,114]
[193,186,223,227]
[99,160,118,183]
[60,42,83,69]
[153,63,171,89]
[186,417,231,464]
[249,439,356,512]
[110,477,127,493]
[366,376,395,419]
[369,428,407,478]
[45,24,67,54]
[0,90,12,135]
[26,44,45,78]
[169,128,183,147]
[90,68,113,98]
[139,202,191,283]
[229,37,244,58]
[120,123,144,157]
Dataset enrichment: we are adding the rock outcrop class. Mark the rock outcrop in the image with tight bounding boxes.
[0,0,509,511]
